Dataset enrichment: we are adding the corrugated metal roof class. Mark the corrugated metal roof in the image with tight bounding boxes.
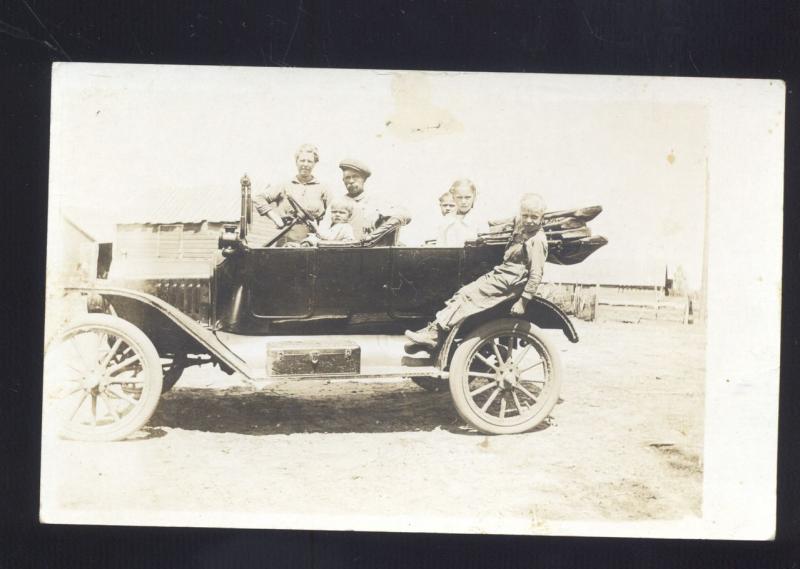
[115,185,240,225]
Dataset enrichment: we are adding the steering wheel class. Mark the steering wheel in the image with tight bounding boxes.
[286,194,320,234]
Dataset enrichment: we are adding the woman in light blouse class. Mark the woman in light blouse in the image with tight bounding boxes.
[252,143,331,244]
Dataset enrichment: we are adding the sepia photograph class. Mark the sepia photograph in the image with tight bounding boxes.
[39,63,783,538]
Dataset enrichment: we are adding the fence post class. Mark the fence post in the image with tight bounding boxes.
[572,284,579,314]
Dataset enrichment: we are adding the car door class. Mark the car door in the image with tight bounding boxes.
[244,248,315,318]
[388,247,463,319]
[352,247,394,319]
[313,246,362,318]
[461,243,505,285]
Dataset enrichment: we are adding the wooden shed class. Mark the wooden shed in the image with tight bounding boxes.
[109,186,239,279]
[59,213,99,280]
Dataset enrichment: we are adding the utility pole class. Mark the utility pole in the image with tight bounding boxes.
[700,158,710,322]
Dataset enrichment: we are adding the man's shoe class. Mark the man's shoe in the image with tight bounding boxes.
[404,322,442,350]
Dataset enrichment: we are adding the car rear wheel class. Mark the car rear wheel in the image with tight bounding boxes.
[43,314,163,441]
[448,318,562,435]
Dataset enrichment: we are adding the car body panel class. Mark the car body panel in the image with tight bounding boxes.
[389,247,464,318]
[76,194,606,377]
[67,285,252,378]
[245,248,315,318]
[213,241,513,334]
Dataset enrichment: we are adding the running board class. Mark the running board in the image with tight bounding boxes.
[214,332,446,381]
[253,366,448,382]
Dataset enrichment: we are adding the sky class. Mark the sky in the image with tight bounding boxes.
[49,64,708,288]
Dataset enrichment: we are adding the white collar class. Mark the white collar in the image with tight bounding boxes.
[293,175,318,185]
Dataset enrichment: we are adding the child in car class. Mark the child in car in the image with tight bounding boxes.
[302,197,356,246]
[438,190,457,216]
[435,179,487,246]
[406,193,548,350]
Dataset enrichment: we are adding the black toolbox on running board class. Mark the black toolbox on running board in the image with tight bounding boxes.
[266,340,361,377]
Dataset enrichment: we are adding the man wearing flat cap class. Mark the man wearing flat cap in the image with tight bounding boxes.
[337,158,408,240]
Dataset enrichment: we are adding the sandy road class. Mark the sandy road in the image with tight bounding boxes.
[40,319,704,533]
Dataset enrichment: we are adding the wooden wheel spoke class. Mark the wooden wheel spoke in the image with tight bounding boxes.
[519,376,545,385]
[48,384,84,400]
[105,353,141,376]
[66,362,87,376]
[91,394,98,426]
[55,371,83,385]
[469,381,498,397]
[474,352,499,371]
[468,371,498,380]
[512,344,532,366]
[98,337,123,370]
[481,388,501,412]
[106,385,140,406]
[99,393,121,421]
[68,391,89,421]
[491,341,505,366]
[94,332,109,364]
[514,382,539,404]
[511,391,525,415]
[68,337,91,372]
[499,396,507,418]
[519,359,544,373]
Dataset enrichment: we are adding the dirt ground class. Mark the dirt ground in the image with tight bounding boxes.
[41,319,705,531]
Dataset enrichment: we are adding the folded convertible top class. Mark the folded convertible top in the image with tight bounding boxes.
[479,205,608,265]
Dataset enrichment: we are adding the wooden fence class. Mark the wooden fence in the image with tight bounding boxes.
[537,283,698,324]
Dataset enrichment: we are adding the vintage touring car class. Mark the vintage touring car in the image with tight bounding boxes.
[44,181,607,440]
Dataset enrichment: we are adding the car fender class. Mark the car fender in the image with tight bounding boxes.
[435,296,578,370]
[66,285,252,378]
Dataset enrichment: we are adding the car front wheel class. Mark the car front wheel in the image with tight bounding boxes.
[43,314,163,441]
[448,318,562,435]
